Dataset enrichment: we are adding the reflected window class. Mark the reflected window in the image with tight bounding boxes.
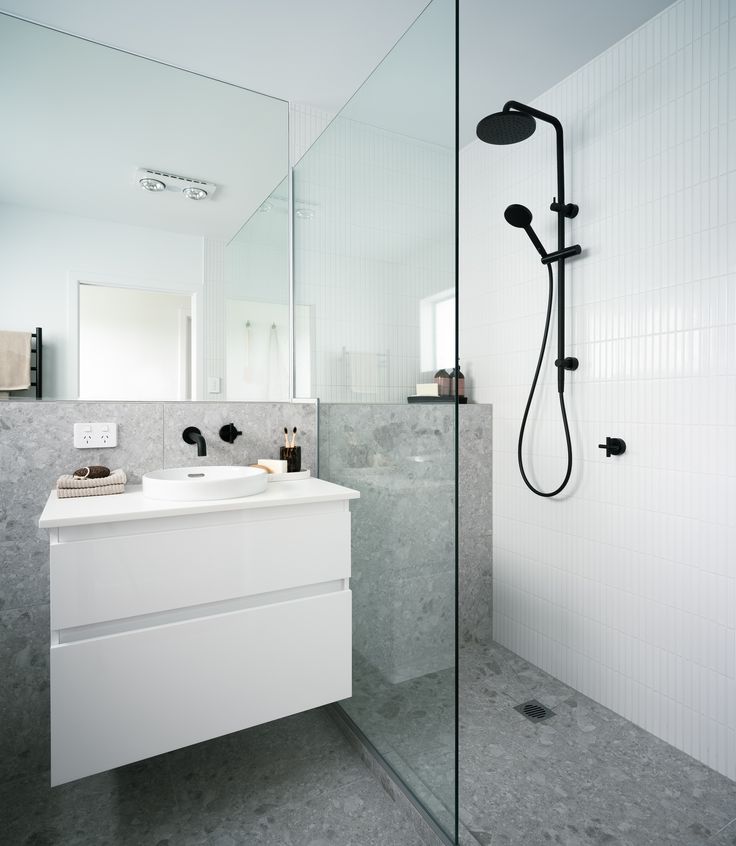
[420,289,455,373]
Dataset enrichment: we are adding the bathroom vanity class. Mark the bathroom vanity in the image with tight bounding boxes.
[39,478,359,785]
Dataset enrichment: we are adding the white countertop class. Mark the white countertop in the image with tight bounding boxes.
[39,477,360,528]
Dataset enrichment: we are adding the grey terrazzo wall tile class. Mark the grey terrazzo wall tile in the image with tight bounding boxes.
[0,604,50,784]
[0,400,164,784]
[458,405,493,645]
[320,402,493,677]
[0,401,164,612]
[320,403,457,683]
[0,398,312,786]
[162,401,317,472]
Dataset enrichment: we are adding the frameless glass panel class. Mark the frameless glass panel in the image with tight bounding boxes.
[293,0,457,839]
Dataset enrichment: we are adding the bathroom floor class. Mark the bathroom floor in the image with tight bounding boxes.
[0,709,427,846]
[347,641,736,845]
[459,641,736,845]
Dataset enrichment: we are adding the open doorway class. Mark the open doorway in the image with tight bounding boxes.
[78,283,192,400]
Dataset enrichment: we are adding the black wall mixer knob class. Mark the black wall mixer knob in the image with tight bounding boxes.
[598,437,626,458]
[219,423,243,444]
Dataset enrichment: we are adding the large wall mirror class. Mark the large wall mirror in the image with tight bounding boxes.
[0,13,289,401]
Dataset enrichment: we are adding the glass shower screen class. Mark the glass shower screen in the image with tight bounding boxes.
[293,0,458,840]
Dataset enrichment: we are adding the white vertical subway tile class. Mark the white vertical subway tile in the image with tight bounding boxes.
[461,0,736,783]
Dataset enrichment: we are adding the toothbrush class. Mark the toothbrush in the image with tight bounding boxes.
[290,427,297,448]
[283,427,289,448]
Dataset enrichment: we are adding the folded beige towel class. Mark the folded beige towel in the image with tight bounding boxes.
[0,331,31,391]
[57,468,127,490]
[57,484,126,498]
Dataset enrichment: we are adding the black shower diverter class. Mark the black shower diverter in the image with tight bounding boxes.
[598,437,626,457]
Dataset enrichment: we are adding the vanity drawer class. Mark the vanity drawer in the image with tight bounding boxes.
[51,511,350,630]
[50,589,351,785]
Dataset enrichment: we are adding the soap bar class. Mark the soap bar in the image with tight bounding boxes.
[257,458,288,474]
[415,383,439,396]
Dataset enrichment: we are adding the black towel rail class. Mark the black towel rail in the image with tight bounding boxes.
[30,327,42,399]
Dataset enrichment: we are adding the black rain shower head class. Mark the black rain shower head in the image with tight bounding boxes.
[476,110,536,145]
[504,204,547,259]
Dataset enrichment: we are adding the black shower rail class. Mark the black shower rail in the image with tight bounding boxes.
[476,102,582,497]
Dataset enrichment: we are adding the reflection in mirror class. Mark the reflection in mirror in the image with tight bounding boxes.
[293,0,455,404]
[79,285,192,401]
[225,179,290,401]
[224,176,316,401]
[0,13,289,400]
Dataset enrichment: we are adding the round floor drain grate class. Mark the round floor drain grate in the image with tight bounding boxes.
[514,699,555,723]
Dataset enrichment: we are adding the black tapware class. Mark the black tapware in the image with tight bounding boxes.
[219,423,243,444]
[477,101,583,497]
[598,437,626,458]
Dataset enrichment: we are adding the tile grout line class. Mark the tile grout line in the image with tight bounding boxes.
[711,817,736,838]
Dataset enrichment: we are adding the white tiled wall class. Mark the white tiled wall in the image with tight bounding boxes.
[461,0,736,779]
[294,115,454,402]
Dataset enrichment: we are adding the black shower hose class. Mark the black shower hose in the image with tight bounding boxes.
[517,263,573,497]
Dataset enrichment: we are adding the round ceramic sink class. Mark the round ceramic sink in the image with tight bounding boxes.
[142,465,267,502]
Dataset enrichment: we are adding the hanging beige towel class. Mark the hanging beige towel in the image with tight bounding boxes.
[0,331,31,390]
[57,468,127,490]
[57,484,126,498]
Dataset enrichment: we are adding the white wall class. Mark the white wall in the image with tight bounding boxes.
[0,203,203,399]
[461,0,736,780]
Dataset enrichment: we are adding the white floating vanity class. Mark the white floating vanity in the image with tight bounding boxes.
[39,477,359,786]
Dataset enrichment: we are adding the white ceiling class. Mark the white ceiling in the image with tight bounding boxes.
[461,0,675,146]
[0,0,677,154]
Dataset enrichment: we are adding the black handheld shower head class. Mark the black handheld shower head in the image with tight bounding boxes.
[504,204,533,228]
[504,204,547,258]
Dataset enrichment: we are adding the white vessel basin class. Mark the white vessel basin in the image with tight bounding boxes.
[142,465,267,502]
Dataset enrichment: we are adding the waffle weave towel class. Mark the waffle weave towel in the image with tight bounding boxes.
[57,484,126,498]
[57,468,127,490]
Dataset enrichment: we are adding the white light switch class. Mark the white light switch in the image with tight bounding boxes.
[207,377,221,394]
[74,422,118,449]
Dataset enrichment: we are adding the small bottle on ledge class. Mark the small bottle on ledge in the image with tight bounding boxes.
[434,368,450,396]
[448,364,465,397]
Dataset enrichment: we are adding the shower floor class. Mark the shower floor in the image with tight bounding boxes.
[347,641,736,845]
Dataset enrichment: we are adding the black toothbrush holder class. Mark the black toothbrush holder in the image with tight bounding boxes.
[280,446,301,473]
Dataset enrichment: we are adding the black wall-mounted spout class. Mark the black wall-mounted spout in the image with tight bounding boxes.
[182,427,207,457]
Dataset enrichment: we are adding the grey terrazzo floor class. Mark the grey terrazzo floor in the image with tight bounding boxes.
[0,708,428,846]
[345,641,736,845]
[459,641,736,846]
[342,649,456,836]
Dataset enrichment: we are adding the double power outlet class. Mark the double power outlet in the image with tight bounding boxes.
[73,422,118,449]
